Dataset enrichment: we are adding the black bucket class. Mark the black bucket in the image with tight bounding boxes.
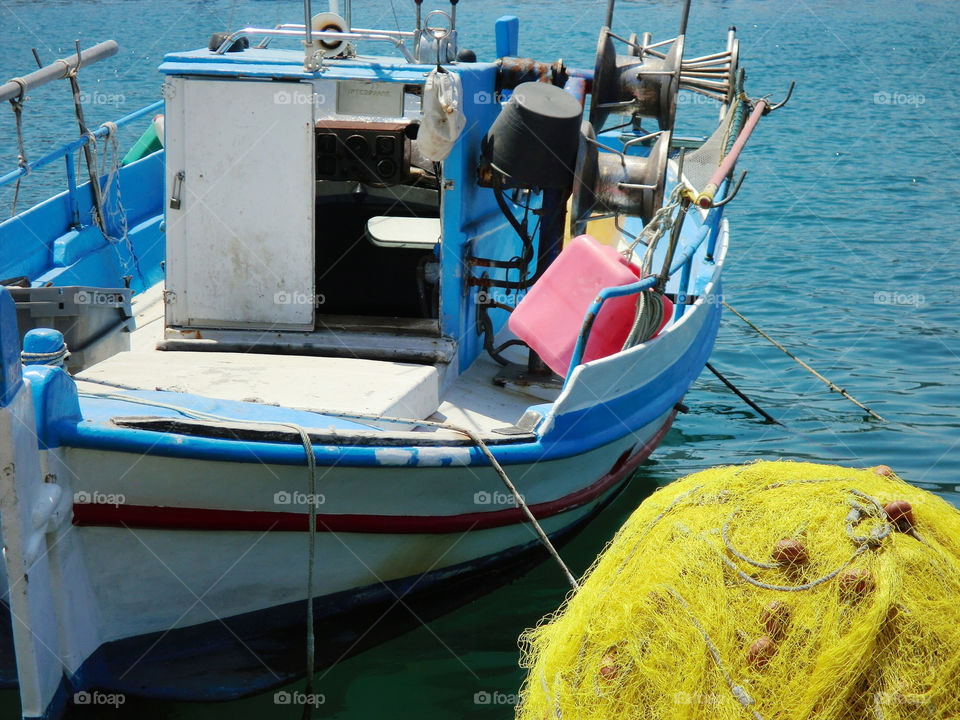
[482,82,582,189]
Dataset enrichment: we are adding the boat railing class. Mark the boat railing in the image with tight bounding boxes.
[0,100,164,214]
[564,222,712,387]
[0,41,118,104]
[214,26,417,63]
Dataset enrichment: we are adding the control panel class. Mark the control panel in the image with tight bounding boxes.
[315,120,414,187]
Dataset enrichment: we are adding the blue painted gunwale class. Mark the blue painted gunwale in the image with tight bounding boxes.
[53,295,719,468]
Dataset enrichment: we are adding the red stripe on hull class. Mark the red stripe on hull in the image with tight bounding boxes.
[73,412,676,534]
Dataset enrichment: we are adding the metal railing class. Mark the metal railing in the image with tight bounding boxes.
[214,26,417,63]
[0,41,118,104]
[563,222,711,387]
[0,100,163,216]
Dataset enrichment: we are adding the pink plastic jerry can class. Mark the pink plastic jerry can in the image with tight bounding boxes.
[508,234,673,377]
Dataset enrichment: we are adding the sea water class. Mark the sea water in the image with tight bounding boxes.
[0,0,957,717]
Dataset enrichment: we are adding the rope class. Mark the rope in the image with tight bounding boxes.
[723,301,886,421]
[75,387,580,590]
[620,184,687,350]
[705,361,782,425]
[288,421,317,720]
[719,487,892,593]
[667,587,765,720]
[8,79,29,217]
[98,120,141,281]
[21,345,69,367]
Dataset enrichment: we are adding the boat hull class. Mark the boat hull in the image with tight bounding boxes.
[0,410,672,700]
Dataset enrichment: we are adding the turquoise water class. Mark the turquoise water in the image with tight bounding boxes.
[1,0,959,717]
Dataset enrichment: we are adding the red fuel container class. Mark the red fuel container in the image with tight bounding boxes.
[508,234,672,376]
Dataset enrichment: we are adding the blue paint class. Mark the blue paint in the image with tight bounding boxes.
[54,314,706,467]
[63,153,80,228]
[23,366,81,449]
[565,222,711,383]
[21,328,66,364]
[0,289,22,407]
[0,101,163,190]
[1,152,165,294]
[675,255,693,321]
[494,16,520,57]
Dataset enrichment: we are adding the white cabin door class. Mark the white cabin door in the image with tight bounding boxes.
[164,78,315,330]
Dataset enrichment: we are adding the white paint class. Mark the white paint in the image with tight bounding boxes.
[366,216,441,250]
[0,382,64,718]
[164,78,316,330]
[78,351,440,421]
[55,417,663,649]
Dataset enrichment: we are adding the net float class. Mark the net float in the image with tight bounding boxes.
[746,635,776,670]
[760,600,792,639]
[772,538,808,567]
[884,500,915,529]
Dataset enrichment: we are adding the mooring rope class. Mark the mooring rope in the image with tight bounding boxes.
[723,300,885,421]
[705,361,782,425]
[8,80,29,217]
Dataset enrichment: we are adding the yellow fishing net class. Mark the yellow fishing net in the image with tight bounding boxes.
[517,461,960,720]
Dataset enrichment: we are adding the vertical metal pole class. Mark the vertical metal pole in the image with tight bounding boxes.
[604,0,616,27]
[67,70,106,234]
[705,205,722,262]
[679,0,692,36]
[342,0,351,29]
[64,153,80,228]
[674,255,692,321]
[527,187,569,376]
[304,0,313,45]
[721,26,736,121]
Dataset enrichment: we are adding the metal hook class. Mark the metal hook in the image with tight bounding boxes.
[763,81,794,113]
[709,170,747,207]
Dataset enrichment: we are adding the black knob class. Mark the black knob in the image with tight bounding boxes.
[377,159,397,178]
[345,135,369,159]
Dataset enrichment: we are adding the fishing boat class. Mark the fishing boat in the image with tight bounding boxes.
[0,1,788,717]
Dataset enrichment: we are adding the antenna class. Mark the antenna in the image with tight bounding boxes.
[304,0,313,47]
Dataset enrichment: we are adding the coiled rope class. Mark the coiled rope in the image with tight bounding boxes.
[620,184,688,349]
